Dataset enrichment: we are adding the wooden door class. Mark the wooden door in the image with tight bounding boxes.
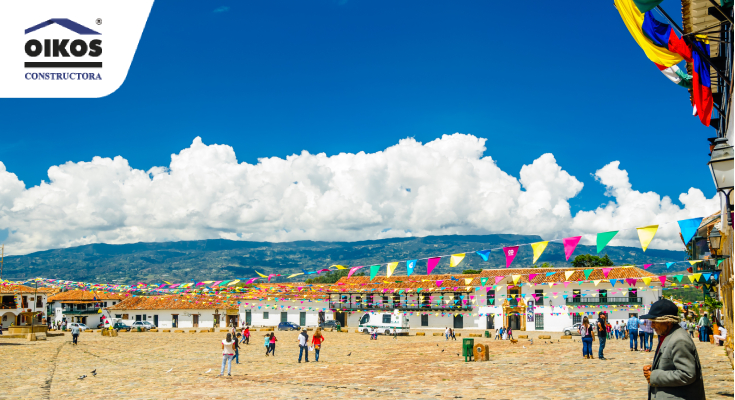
[192,315,199,327]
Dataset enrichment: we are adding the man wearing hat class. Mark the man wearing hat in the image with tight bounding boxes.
[641,298,705,399]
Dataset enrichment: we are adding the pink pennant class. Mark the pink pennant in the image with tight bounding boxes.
[427,257,441,275]
[245,278,259,284]
[348,266,364,278]
[564,282,570,288]
[602,268,612,278]
[485,287,493,292]
[563,236,582,261]
[503,246,519,268]
[528,273,538,282]
[643,264,652,270]
[436,280,444,287]
[625,278,637,286]
[658,276,667,287]
[494,276,505,284]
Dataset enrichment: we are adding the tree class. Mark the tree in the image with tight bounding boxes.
[571,254,613,269]
[538,262,555,269]
[304,269,364,284]
[462,269,482,275]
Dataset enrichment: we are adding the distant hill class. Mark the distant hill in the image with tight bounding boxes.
[2,234,687,284]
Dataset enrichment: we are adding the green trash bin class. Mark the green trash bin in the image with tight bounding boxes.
[484,330,490,338]
[462,338,474,362]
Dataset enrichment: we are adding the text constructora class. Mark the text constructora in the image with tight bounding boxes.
[25,72,102,81]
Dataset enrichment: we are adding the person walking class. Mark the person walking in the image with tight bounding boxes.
[640,318,653,352]
[297,329,309,363]
[580,316,594,359]
[266,332,277,356]
[697,312,711,342]
[312,328,325,362]
[233,333,241,364]
[70,323,81,345]
[613,321,620,339]
[687,319,696,338]
[494,327,501,340]
[507,327,513,340]
[220,333,236,377]
[627,314,639,351]
[241,326,250,344]
[444,327,450,341]
[641,298,705,399]
[450,328,457,340]
[596,313,608,360]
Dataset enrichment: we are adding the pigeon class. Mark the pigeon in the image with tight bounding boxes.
[437,344,439,346]
[205,369,212,373]
[91,369,97,377]
[347,352,351,357]
[78,375,86,380]
[522,346,526,348]
[166,367,173,373]
[530,339,533,345]
[456,353,460,356]
[441,349,444,352]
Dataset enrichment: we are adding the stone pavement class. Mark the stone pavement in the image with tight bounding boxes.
[1,330,732,399]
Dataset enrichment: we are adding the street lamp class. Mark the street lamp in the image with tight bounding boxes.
[708,138,734,225]
[709,228,721,253]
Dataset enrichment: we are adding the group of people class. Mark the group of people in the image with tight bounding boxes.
[218,326,326,376]
[579,313,610,359]
[493,326,513,340]
[688,312,728,346]
[443,327,457,340]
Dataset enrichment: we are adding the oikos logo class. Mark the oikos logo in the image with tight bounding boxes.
[23,18,103,81]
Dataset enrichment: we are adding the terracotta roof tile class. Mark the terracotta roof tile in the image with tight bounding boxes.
[0,284,57,294]
[48,289,125,302]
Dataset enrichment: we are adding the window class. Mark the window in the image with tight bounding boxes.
[360,314,370,324]
[104,302,108,307]
[629,288,638,299]
[36,297,44,308]
[281,312,288,322]
[135,315,142,321]
[382,314,392,323]
[392,294,400,306]
[599,289,607,300]
[421,314,429,326]
[486,290,495,305]
[573,289,581,299]
[263,312,269,320]
[115,314,122,319]
[572,314,582,325]
[122,314,129,319]
[534,290,544,306]
[245,311,252,325]
[535,313,544,330]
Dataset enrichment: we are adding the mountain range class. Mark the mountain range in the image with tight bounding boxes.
[1,234,688,284]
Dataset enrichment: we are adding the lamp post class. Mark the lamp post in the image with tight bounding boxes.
[708,138,734,227]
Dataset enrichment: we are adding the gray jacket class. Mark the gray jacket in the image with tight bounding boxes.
[649,325,705,400]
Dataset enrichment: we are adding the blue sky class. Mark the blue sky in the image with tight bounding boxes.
[0,0,713,215]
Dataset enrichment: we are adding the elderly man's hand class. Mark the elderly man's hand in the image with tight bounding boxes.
[643,365,652,383]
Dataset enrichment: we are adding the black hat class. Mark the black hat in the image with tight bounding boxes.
[640,298,679,320]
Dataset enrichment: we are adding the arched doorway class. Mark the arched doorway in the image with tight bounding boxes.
[1,312,15,328]
[508,314,521,330]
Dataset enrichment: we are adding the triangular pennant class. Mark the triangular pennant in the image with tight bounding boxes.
[602,268,612,278]
[643,264,652,270]
[610,279,618,287]
[503,246,519,268]
[642,277,652,286]
[387,262,399,278]
[476,250,491,262]
[658,276,667,286]
[688,260,703,265]
[480,277,489,286]
[494,276,505,284]
[583,269,593,280]
[665,262,675,269]
[406,260,417,277]
[563,236,582,260]
[688,273,702,283]
[674,275,683,282]
[464,278,473,285]
[348,266,364,278]
[531,241,548,264]
[593,280,601,286]
[450,254,466,268]
[636,225,659,251]
[565,271,575,280]
[512,275,521,285]
[528,273,538,282]
[677,218,703,245]
[369,265,380,281]
[427,257,441,275]
[596,231,618,254]
[436,280,444,287]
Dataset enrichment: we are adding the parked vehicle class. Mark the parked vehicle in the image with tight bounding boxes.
[319,320,340,329]
[131,321,155,330]
[357,311,410,335]
[563,320,597,336]
[68,322,88,331]
[112,322,131,331]
[277,321,300,331]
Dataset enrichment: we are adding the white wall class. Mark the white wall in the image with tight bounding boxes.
[240,300,330,327]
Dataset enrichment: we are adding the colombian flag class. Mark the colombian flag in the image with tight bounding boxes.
[615,0,691,87]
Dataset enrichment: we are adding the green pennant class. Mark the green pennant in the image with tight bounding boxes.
[675,275,683,282]
[480,277,489,286]
[596,231,618,254]
[583,269,594,280]
[369,265,380,281]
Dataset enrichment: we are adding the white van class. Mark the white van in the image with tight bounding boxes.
[357,311,410,335]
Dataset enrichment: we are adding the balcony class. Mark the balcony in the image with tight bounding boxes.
[61,307,104,315]
[565,297,642,305]
[328,301,473,312]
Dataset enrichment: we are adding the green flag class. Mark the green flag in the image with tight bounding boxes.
[583,269,593,280]
[369,265,380,281]
[480,277,489,286]
[596,231,618,253]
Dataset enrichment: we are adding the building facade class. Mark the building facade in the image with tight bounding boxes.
[48,289,124,328]
[0,284,54,328]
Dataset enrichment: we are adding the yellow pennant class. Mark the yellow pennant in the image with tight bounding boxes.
[593,280,601,286]
[512,275,521,285]
[531,241,548,264]
[641,277,652,286]
[548,282,554,287]
[255,270,268,278]
[331,265,348,269]
[464,278,473,285]
[565,271,574,280]
[288,273,304,278]
[688,260,703,265]
[688,273,702,283]
[227,279,240,286]
[636,225,659,251]
[450,253,466,268]
[386,262,399,278]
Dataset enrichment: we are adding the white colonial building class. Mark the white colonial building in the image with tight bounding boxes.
[0,284,54,329]
[48,289,124,328]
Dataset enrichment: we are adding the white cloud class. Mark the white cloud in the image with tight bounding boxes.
[0,134,719,255]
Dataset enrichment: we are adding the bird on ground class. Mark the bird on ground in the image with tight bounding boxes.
[77,375,86,380]
[347,352,351,357]
[205,369,212,373]
[522,346,526,348]
[91,369,97,377]
[436,344,439,346]
[456,353,459,356]
[166,368,173,373]
[441,349,444,352]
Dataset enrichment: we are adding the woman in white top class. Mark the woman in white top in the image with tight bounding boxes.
[220,333,236,377]
[713,324,727,345]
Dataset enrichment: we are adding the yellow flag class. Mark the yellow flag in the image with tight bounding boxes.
[593,280,601,286]
[331,265,348,270]
[450,253,466,268]
[636,225,659,251]
[464,278,473,285]
[227,279,240,286]
[255,270,268,278]
[641,277,652,286]
[512,275,521,285]
[565,271,574,280]
[386,262,399,278]
[688,273,702,283]
[688,260,703,265]
[531,241,548,264]
[288,273,304,278]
